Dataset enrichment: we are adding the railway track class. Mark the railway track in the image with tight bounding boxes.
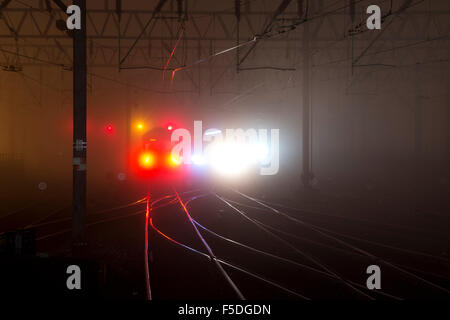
[146,186,450,300]
[2,185,449,299]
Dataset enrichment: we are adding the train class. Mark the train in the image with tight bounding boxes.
[134,126,187,181]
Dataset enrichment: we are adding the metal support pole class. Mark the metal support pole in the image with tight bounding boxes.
[72,0,87,248]
[126,81,131,175]
[413,64,423,213]
[301,22,312,188]
[447,91,450,177]
[116,0,121,71]
[235,0,240,73]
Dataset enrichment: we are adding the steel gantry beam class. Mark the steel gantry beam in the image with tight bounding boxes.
[1,1,449,95]
[1,2,449,41]
[0,14,448,68]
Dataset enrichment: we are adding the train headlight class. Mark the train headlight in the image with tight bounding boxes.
[191,154,206,166]
[139,152,155,169]
[168,154,181,167]
[206,143,250,176]
[205,141,268,177]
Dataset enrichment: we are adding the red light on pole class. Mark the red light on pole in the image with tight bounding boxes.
[167,125,173,131]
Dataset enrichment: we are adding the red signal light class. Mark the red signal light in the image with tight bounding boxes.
[167,125,173,131]
[106,124,114,134]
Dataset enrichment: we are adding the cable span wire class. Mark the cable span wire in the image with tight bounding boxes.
[173,0,375,75]
[163,23,185,81]
[214,193,376,300]
[149,198,310,300]
[0,47,197,95]
[313,34,450,67]
[184,197,402,300]
[173,188,245,300]
[119,0,168,66]
[312,0,428,58]
[232,189,450,294]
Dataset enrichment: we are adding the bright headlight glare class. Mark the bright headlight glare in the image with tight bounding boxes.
[205,142,262,176]
[191,154,206,166]
[252,143,269,163]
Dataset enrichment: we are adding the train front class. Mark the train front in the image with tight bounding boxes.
[133,126,187,185]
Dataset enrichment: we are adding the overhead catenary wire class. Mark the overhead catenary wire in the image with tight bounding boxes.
[5,0,443,72]
[120,0,371,76]
[163,22,185,81]
[5,0,443,87]
[119,0,168,66]
[11,0,175,73]
[311,0,433,67]
[0,47,201,94]
[313,34,450,68]
[352,0,427,66]
[167,0,405,79]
